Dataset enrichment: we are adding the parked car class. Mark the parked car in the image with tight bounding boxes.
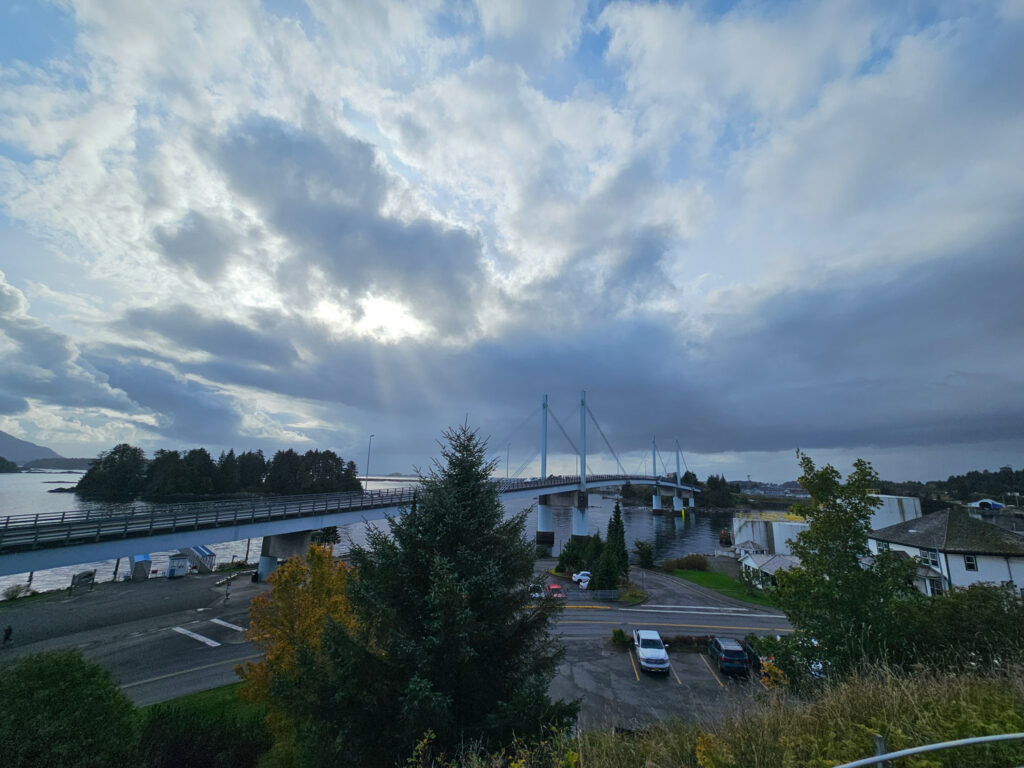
[546,583,567,599]
[633,629,671,674]
[528,583,544,599]
[572,570,592,589]
[707,636,750,676]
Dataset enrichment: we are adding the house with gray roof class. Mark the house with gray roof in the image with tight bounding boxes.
[868,510,1024,596]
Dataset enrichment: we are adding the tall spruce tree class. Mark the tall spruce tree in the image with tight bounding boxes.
[282,425,577,766]
[608,501,629,579]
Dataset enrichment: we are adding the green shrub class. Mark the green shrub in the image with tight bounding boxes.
[633,540,655,569]
[610,628,632,650]
[0,650,139,767]
[2,583,32,600]
[679,555,707,571]
[618,583,646,603]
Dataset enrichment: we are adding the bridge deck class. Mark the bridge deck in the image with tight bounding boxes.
[0,475,698,576]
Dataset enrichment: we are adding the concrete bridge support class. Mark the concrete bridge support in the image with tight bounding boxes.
[258,530,312,582]
[571,491,589,540]
[673,494,684,513]
[652,487,663,510]
[536,495,554,546]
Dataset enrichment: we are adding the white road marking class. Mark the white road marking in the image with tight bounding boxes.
[210,618,246,632]
[172,626,221,647]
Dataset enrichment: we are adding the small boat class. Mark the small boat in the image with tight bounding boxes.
[719,528,733,546]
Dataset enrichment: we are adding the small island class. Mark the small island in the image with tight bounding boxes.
[0,455,20,473]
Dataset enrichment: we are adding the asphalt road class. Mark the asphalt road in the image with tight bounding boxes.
[0,562,791,722]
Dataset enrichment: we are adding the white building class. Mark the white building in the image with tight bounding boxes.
[732,495,922,556]
[868,510,1024,596]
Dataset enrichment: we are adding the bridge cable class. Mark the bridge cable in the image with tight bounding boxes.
[491,405,541,457]
[656,446,672,478]
[547,405,580,458]
[584,404,627,475]
[511,449,540,480]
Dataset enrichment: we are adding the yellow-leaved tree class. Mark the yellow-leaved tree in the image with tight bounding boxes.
[238,544,354,736]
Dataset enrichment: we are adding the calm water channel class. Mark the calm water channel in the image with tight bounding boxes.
[0,472,735,595]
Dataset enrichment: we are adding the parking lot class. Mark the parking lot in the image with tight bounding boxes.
[551,636,769,730]
[541,564,786,731]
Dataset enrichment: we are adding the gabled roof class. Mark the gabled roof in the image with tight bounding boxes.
[870,510,1024,556]
[741,552,799,575]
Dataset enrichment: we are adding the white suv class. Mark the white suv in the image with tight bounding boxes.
[633,629,671,674]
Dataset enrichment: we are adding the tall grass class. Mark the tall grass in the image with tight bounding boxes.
[451,668,1024,768]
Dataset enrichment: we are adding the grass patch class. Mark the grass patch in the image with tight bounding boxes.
[673,569,776,608]
[140,681,259,713]
[137,681,272,767]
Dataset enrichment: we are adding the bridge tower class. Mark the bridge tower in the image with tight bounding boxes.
[571,389,589,540]
[651,437,662,510]
[536,394,554,546]
[673,439,685,513]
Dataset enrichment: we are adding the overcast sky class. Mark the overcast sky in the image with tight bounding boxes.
[0,1,1021,483]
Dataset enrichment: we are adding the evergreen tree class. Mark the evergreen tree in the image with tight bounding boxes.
[267,449,304,494]
[237,449,267,490]
[75,443,147,501]
[281,425,577,765]
[608,501,629,579]
[216,449,240,493]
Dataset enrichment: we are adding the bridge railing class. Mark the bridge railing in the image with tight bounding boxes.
[0,486,421,554]
[0,474,698,555]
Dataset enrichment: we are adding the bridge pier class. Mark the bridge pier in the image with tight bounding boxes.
[571,491,589,541]
[536,496,554,546]
[652,486,663,510]
[673,494,684,513]
[257,530,312,581]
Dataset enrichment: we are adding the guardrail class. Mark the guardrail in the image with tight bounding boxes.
[0,474,699,555]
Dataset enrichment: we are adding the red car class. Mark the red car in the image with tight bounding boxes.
[546,583,567,599]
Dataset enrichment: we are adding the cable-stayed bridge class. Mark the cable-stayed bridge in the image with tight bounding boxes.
[0,392,698,579]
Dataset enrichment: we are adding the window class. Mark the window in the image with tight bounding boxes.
[964,554,978,571]
[920,550,940,569]
[928,578,944,596]
[876,541,890,552]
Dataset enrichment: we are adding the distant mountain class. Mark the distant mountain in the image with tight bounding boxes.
[0,430,62,466]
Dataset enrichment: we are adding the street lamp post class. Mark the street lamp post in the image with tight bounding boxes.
[366,434,375,479]
[506,443,510,480]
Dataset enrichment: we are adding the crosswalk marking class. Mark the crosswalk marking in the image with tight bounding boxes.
[172,626,221,647]
[210,618,246,632]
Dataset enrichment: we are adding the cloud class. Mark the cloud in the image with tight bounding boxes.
[0,270,132,412]
[153,212,238,281]
[0,1,1021,480]
[118,304,300,368]
[209,116,487,337]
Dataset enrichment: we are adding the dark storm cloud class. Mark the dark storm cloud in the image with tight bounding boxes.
[118,304,299,367]
[135,224,1023,462]
[153,212,236,281]
[208,116,486,336]
[86,355,243,445]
